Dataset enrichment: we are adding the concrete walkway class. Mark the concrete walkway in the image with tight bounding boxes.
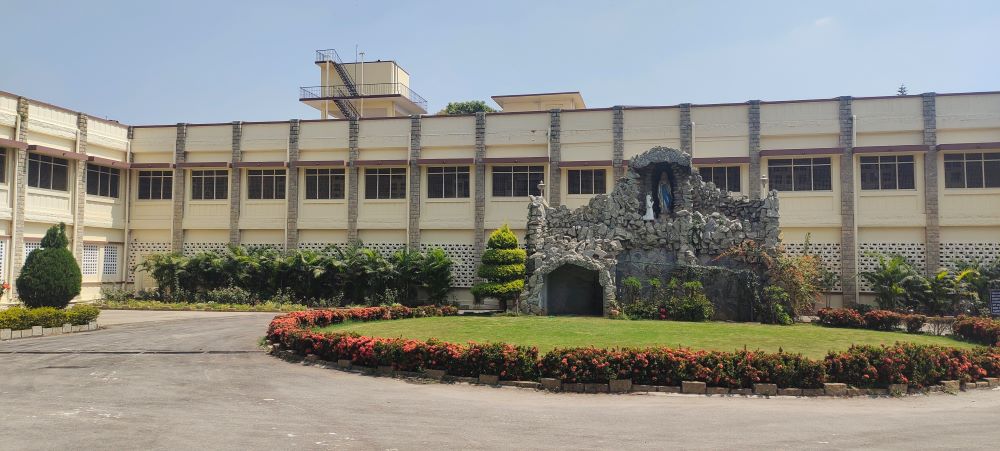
[1,311,999,450]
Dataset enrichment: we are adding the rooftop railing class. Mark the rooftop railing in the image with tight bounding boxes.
[315,49,346,64]
[299,83,428,111]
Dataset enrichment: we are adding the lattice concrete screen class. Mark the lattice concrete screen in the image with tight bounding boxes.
[82,244,100,275]
[422,243,477,288]
[940,242,1000,269]
[103,244,120,276]
[857,243,927,292]
[127,241,171,283]
[782,242,842,292]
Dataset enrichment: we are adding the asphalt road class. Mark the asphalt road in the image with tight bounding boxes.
[2,311,999,450]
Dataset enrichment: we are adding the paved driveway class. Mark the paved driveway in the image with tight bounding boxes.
[1,310,999,450]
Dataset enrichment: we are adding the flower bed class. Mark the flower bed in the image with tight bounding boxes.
[952,316,1000,347]
[267,308,1000,390]
[99,299,310,312]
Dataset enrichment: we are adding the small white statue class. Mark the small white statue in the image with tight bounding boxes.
[642,194,655,221]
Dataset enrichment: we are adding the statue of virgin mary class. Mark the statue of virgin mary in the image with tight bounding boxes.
[657,171,672,214]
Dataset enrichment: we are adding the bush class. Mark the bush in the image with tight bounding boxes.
[0,304,100,329]
[66,304,101,325]
[952,316,1000,346]
[825,343,992,388]
[666,281,714,321]
[203,287,257,305]
[0,306,31,330]
[904,314,928,334]
[471,225,526,308]
[817,308,865,328]
[862,310,904,331]
[16,223,82,308]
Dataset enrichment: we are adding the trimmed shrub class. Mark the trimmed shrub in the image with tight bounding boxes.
[952,316,1000,346]
[203,287,257,305]
[904,314,928,334]
[0,306,31,330]
[666,281,714,321]
[16,223,82,308]
[471,225,526,307]
[816,308,865,328]
[66,304,101,325]
[862,310,904,331]
[825,343,992,388]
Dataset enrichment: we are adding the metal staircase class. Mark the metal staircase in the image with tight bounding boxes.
[315,49,360,119]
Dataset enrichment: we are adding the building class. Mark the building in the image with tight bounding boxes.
[1,50,998,307]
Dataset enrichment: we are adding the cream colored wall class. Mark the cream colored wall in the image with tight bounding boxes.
[766,155,841,228]
[937,93,1000,144]
[760,101,839,149]
[561,110,613,161]
[623,108,681,158]
[297,166,349,230]
[691,105,749,158]
[357,166,408,229]
[420,165,475,229]
[484,163,540,230]
[560,166,613,210]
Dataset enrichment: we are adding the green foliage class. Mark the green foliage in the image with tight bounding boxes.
[138,243,453,307]
[420,248,454,304]
[858,254,930,311]
[923,268,979,316]
[472,225,526,307]
[667,281,715,322]
[438,100,496,115]
[16,223,82,308]
[0,304,100,329]
[761,286,794,325]
[952,258,998,316]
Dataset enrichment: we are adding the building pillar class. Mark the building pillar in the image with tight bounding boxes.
[922,93,940,275]
[473,112,487,273]
[285,119,300,250]
[347,119,360,243]
[838,96,858,306]
[548,109,562,206]
[407,115,422,249]
[680,103,693,155]
[612,106,625,179]
[228,121,242,246]
[72,114,88,264]
[170,123,187,253]
[10,97,29,294]
[747,100,762,199]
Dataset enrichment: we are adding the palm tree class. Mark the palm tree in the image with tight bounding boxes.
[858,253,929,311]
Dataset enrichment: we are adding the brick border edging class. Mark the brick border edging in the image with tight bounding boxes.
[265,341,1000,398]
[0,321,100,341]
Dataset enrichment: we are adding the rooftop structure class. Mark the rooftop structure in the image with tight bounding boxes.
[299,49,427,119]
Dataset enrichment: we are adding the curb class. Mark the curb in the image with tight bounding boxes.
[1,321,100,341]
[266,343,1000,398]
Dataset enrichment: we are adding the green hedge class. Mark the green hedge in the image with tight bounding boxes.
[0,305,100,330]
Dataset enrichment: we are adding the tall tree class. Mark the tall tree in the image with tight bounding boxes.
[897,84,908,96]
[438,100,496,115]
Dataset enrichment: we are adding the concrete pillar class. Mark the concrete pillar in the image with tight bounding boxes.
[922,93,940,275]
[473,112,487,274]
[680,103,693,155]
[612,106,625,179]
[170,123,188,253]
[548,109,561,206]
[346,119,360,243]
[228,121,242,246]
[72,114,88,263]
[747,100,762,199]
[10,98,29,292]
[285,119,300,250]
[407,115,422,249]
[838,97,858,306]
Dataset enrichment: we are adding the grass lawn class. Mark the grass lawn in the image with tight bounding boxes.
[315,316,977,358]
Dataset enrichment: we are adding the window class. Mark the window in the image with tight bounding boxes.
[86,164,121,198]
[137,170,173,200]
[364,167,406,199]
[698,166,741,192]
[767,158,832,191]
[427,166,470,198]
[492,165,544,197]
[0,149,6,183]
[82,244,100,275]
[103,244,119,276]
[304,168,345,200]
[190,170,228,200]
[567,169,606,195]
[860,155,915,190]
[246,169,286,200]
[944,152,1000,189]
[27,153,69,191]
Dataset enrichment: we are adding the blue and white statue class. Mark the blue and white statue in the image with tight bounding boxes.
[658,171,673,214]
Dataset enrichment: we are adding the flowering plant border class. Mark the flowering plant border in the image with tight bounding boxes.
[266,308,1000,390]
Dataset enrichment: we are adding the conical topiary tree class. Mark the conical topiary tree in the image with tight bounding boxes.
[472,225,526,311]
[16,223,82,308]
